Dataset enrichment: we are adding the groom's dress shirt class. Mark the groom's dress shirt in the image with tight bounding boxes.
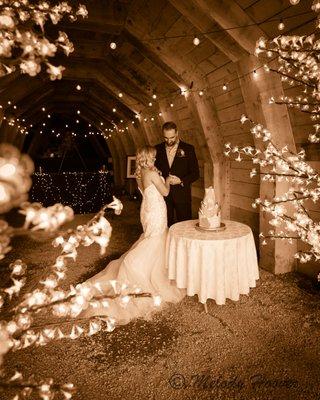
[166,140,179,168]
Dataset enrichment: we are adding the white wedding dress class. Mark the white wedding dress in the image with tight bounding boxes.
[81,178,186,325]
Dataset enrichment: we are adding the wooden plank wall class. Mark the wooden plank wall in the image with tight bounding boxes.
[206,63,260,243]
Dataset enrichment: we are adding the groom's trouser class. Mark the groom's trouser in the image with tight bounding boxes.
[166,196,192,227]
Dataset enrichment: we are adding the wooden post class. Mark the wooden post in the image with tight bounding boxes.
[237,56,297,274]
[188,92,230,219]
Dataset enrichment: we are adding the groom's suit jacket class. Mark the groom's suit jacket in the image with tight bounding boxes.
[155,140,199,203]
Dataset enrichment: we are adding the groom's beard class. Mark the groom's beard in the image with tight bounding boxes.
[166,140,178,147]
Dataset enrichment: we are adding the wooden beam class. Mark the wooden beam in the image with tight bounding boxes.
[62,64,144,114]
[0,75,46,109]
[191,0,265,54]
[168,0,248,62]
[188,92,230,218]
[123,29,186,87]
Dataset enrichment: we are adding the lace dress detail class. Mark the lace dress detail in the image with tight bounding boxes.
[140,181,167,237]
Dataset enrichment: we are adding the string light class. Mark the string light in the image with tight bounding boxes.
[110,42,117,50]
[289,0,300,4]
[118,92,123,98]
[76,85,82,91]
[193,37,200,46]
[30,172,114,214]
[278,19,285,31]
[222,83,227,91]
[141,10,312,43]
[1,62,272,134]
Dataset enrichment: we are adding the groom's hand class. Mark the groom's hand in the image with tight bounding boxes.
[169,175,182,185]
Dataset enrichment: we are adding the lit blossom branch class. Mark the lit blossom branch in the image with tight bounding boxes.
[255,2,320,142]
[0,144,149,399]
[225,114,320,266]
[0,373,75,400]
[0,0,88,79]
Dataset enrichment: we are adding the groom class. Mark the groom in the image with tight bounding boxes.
[155,121,199,226]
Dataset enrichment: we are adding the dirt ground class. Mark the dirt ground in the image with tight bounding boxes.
[1,198,320,400]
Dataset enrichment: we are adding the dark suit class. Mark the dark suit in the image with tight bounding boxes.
[155,140,199,226]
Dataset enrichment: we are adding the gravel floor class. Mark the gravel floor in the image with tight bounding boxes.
[1,198,320,400]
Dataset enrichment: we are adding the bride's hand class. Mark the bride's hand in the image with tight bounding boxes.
[165,176,173,185]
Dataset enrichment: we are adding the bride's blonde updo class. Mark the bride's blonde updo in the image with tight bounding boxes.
[135,146,161,179]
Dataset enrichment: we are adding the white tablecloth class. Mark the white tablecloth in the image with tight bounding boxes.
[166,220,259,305]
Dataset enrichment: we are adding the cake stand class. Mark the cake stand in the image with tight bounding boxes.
[195,222,226,232]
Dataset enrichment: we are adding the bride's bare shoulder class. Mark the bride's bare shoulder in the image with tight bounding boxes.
[142,168,158,179]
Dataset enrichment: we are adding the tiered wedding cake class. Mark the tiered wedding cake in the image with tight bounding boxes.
[198,186,221,229]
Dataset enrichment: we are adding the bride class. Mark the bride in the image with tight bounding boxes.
[80,146,186,325]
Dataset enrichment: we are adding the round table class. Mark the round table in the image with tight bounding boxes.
[166,220,259,309]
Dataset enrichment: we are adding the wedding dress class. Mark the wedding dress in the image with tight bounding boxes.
[81,178,186,325]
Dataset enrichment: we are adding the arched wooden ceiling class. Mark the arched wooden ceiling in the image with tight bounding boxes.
[0,0,314,130]
[0,0,316,274]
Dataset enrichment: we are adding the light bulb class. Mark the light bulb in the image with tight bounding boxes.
[112,108,116,112]
[152,94,157,99]
[289,0,300,4]
[148,102,152,106]
[222,84,227,91]
[110,42,117,50]
[278,20,285,30]
[76,85,81,91]
[118,92,123,97]
[193,37,200,46]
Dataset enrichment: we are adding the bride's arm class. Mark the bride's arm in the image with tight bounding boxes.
[150,171,171,196]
